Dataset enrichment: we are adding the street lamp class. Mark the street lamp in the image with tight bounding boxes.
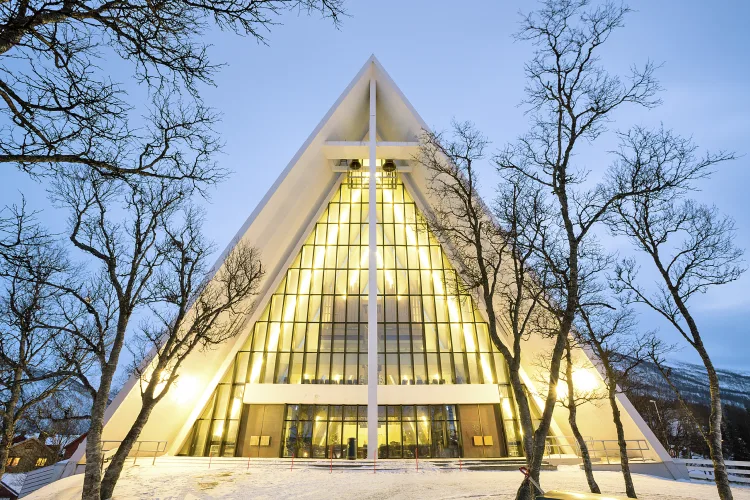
[649,399,662,423]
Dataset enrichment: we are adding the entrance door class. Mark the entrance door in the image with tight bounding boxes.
[457,404,507,458]
[237,404,284,457]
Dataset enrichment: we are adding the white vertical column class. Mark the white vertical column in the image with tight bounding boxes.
[367,76,378,460]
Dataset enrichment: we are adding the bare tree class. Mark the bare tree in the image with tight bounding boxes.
[608,128,740,500]
[50,172,190,500]
[99,210,263,499]
[0,202,80,477]
[419,122,566,499]
[493,3,662,496]
[577,305,652,498]
[561,337,602,493]
[0,0,345,182]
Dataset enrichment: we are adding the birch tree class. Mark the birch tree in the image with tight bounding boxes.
[608,126,740,500]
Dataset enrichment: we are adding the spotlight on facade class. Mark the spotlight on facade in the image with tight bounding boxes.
[349,159,362,170]
[382,159,396,172]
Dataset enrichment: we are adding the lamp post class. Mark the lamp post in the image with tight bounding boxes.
[649,399,662,423]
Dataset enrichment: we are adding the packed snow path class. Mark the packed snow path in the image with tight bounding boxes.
[26,462,749,499]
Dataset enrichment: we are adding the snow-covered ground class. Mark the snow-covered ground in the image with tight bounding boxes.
[25,462,750,500]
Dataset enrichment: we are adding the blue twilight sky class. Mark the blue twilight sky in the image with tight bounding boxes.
[2,1,749,371]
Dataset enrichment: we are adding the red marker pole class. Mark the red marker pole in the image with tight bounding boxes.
[208,455,212,469]
[330,445,333,474]
[290,452,295,471]
[247,457,250,471]
[373,454,376,474]
[459,457,462,471]
[415,446,419,472]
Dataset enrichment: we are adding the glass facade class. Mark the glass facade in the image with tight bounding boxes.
[223,175,509,387]
[281,404,461,459]
[181,172,534,458]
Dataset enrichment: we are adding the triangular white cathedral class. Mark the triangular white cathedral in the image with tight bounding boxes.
[66,56,682,476]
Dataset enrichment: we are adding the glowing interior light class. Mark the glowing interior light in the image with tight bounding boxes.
[230,397,242,419]
[266,323,280,352]
[479,353,494,383]
[213,421,224,438]
[172,375,198,404]
[249,354,265,384]
[501,398,512,417]
[556,368,600,398]
[573,368,599,392]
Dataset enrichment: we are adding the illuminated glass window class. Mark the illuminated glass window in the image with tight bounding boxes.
[374,179,506,386]
[240,180,370,386]
[280,404,461,459]
[182,173,521,457]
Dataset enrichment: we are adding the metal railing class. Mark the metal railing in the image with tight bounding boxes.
[100,440,169,467]
[675,458,750,484]
[543,435,580,459]
[584,439,650,464]
[543,436,651,464]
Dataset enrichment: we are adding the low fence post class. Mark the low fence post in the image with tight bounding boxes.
[415,446,419,472]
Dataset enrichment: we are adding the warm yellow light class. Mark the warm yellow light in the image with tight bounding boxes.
[573,369,599,392]
[557,368,600,398]
[334,374,341,382]
[230,397,242,419]
[501,398,512,417]
[304,373,310,380]
[213,421,224,438]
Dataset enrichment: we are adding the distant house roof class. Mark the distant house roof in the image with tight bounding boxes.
[0,473,25,498]
[63,434,86,460]
[9,437,53,453]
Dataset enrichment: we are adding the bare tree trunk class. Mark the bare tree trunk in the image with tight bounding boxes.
[515,333,566,500]
[0,360,24,477]
[507,366,536,500]
[701,349,734,500]
[99,400,157,500]
[565,345,600,494]
[82,390,109,500]
[607,380,636,498]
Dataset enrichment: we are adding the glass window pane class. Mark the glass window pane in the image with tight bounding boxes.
[276,353,290,384]
[317,352,331,382]
[402,420,417,458]
[344,406,358,421]
[263,353,276,384]
[387,422,402,458]
[289,352,303,384]
[234,352,249,383]
[453,353,467,384]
